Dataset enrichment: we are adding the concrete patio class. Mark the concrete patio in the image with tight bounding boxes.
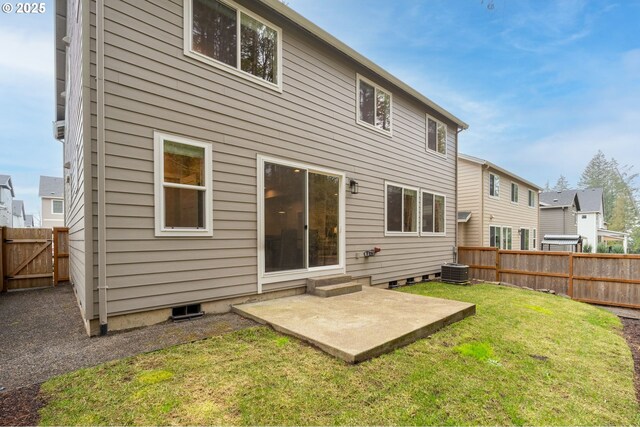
[232,286,476,363]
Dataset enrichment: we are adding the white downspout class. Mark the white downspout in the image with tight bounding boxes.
[96,0,108,335]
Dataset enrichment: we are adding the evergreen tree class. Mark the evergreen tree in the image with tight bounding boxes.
[553,175,571,192]
[543,180,551,192]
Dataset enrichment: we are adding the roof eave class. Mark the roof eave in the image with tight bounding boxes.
[258,0,468,130]
[458,153,543,191]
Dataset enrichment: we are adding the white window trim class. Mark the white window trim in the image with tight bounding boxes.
[51,199,64,215]
[531,228,537,251]
[355,74,393,136]
[425,114,447,158]
[519,227,531,250]
[183,0,284,92]
[489,173,500,198]
[489,225,512,249]
[154,131,213,237]
[256,155,346,293]
[420,190,447,237]
[510,182,519,204]
[528,189,536,208]
[384,181,419,236]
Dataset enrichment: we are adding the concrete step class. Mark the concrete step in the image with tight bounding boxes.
[306,274,352,293]
[312,281,362,298]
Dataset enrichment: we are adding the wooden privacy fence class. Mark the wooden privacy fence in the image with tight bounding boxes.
[0,226,69,292]
[458,246,640,310]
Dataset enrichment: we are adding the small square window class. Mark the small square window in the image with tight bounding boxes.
[52,199,64,214]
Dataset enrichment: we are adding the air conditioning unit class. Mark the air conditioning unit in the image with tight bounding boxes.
[53,120,65,141]
[441,263,469,285]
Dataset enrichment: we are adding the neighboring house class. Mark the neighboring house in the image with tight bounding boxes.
[12,200,26,228]
[540,188,628,252]
[0,174,15,227]
[457,154,541,251]
[39,176,65,229]
[55,0,468,335]
[25,214,35,227]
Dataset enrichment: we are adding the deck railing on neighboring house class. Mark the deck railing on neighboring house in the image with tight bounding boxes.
[458,246,640,309]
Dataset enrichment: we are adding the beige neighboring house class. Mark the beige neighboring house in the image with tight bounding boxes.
[55,0,468,335]
[39,176,64,229]
[458,154,542,250]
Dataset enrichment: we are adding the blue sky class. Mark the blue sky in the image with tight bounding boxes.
[0,0,639,220]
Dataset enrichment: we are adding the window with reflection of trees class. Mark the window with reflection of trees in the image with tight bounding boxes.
[192,0,279,85]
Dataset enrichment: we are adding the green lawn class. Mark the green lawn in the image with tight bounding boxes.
[39,283,639,426]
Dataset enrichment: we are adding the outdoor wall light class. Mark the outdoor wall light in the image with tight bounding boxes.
[349,179,359,194]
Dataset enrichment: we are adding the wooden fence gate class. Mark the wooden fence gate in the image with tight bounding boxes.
[53,227,70,285]
[0,226,70,292]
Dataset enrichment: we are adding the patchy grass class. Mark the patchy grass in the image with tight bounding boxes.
[39,283,638,426]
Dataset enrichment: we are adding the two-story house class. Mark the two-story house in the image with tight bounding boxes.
[55,0,468,335]
[540,188,628,252]
[39,176,65,228]
[0,174,15,227]
[457,154,541,250]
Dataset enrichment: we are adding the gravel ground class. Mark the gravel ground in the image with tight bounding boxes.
[596,305,640,320]
[0,283,257,392]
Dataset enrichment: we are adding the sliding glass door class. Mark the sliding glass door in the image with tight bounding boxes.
[262,158,343,277]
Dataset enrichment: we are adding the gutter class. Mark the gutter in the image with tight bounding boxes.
[96,0,108,335]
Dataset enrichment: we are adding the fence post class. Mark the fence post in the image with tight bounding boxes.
[495,247,501,283]
[0,226,5,293]
[568,252,574,298]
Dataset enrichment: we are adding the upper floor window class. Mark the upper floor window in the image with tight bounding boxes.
[385,182,417,235]
[154,132,213,237]
[528,189,536,207]
[426,115,446,155]
[357,75,392,134]
[511,182,519,203]
[421,191,446,235]
[489,173,500,197]
[52,200,64,214]
[186,0,282,90]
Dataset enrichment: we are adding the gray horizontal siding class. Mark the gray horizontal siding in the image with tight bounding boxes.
[92,0,459,317]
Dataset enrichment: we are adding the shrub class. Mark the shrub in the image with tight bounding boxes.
[582,243,593,253]
[596,243,610,253]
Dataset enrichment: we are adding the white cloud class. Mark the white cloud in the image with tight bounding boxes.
[0,26,53,77]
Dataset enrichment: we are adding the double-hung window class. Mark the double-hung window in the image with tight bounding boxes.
[385,182,418,235]
[531,228,537,250]
[154,132,213,237]
[186,0,282,90]
[357,75,392,134]
[426,115,447,155]
[511,182,519,203]
[421,191,446,235]
[489,173,500,197]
